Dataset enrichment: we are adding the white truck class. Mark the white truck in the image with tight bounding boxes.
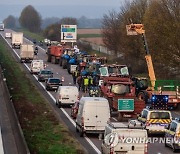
[5,32,12,39]
[11,32,23,49]
[102,122,148,154]
[20,44,34,63]
[0,23,4,31]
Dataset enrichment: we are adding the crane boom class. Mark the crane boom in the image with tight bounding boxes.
[126,24,156,90]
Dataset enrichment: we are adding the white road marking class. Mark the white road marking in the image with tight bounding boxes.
[0,127,4,154]
[112,117,118,122]
[0,33,101,154]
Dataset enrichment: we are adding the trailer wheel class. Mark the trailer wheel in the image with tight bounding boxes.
[59,58,62,66]
[118,113,123,122]
[47,54,51,62]
[55,57,59,64]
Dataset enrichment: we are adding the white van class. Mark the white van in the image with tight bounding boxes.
[76,97,110,137]
[30,60,44,74]
[56,86,79,108]
[101,122,148,154]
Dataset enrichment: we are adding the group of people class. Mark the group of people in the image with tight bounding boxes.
[72,68,99,93]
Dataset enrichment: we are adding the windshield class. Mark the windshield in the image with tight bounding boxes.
[41,70,52,74]
[49,79,60,83]
[150,112,170,119]
[111,84,130,94]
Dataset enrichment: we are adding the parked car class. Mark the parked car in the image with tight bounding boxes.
[56,86,79,108]
[76,97,110,137]
[38,69,53,82]
[46,78,62,91]
[71,101,79,119]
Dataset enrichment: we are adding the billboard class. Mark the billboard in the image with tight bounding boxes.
[61,25,77,42]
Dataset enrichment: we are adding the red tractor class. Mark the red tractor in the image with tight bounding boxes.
[47,45,64,64]
[100,76,145,121]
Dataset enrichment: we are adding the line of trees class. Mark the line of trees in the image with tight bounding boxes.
[102,0,180,79]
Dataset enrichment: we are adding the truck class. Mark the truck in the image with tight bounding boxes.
[0,23,4,31]
[126,24,180,109]
[100,76,145,121]
[102,122,148,154]
[11,32,23,49]
[20,44,34,63]
[47,45,64,64]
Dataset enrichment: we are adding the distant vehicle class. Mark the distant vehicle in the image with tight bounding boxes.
[165,118,180,152]
[20,44,34,63]
[56,86,79,108]
[38,69,53,82]
[34,46,38,55]
[11,32,23,49]
[46,78,62,91]
[5,32,12,39]
[30,60,44,74]
[0,23,4,31]
[71,101,79,119]
[101,122,148,154]
[76,97,110,137]
[47,45,64,64]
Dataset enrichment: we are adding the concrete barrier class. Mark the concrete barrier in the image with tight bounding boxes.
[0,66,30,154]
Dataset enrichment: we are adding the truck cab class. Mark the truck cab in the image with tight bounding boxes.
[137,108,172,135]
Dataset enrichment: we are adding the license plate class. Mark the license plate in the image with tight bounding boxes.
[62,98,69,100]
[173,99,178,102]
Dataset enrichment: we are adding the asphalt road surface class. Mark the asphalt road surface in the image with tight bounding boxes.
[1,29,180,154]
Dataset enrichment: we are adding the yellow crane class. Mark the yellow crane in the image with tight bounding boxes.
[126,24,156,90]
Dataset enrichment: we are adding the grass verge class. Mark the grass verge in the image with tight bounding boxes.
[0,37,84,154]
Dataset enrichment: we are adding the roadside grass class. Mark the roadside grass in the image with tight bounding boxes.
[0,38,84,154]
[16,28,44,41]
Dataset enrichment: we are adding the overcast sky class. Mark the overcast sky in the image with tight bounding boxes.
[0,0,125,6]
[0,0,128,21]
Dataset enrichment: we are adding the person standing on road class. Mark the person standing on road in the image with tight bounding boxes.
[72,69,78,85]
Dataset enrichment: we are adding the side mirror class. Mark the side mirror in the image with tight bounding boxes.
[165,124,170,130]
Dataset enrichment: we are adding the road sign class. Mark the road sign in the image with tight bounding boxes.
[118,99,134,112]
[61,25,77,42]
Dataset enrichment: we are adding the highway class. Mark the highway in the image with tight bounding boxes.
[0,29,179,154]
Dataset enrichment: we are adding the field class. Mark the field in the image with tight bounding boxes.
[77,29,104,46]
[77,29,102,34]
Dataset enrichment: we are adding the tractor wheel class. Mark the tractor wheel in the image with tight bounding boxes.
[138,91,148,103]
[62,59,67,69]
[67,64,71,74]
